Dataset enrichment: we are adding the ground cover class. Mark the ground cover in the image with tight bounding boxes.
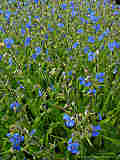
[0,0,120,159]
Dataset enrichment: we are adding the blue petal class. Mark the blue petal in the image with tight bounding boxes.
[72,42,79,48]
[29,129,36,136]
[94,125,101,130]
[20,136,24,142]
[57,23,64,27]
[65,120,75,128]
[77,28,83,33]
[92,131,99,136]
[68,138,72,144]
[85,81,92,87]
[98,112,102,121]
[10,137,15,143]
[38,89,42,97]
[63,114,71,121]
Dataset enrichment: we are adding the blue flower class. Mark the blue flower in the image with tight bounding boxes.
[10,137,15,143]
[6,133,11,137]
[93,24,100,32]
[45,34,48,40]
[21,28,26,36]
[113,40,119,49]
[88,88,96,95]
[92,125,101,136]
[13,143,21,151]
[98,112,102,121]
[32,53,37,60]
[24,37,31,47]
[97,1,100,7]
[68,70,72,76]
[69,56,72,60]
[98,33,104,41]
[4,38,14,48]
[85,81,92,87]
[90,15,99,23]
[51,8,55,15]
[115,42,120,49]
[45,49,48,55]
[61,3,67,10]
[47,56,51,62]
[41,40,44,46]
[98,78,104,83]
[48,24,54,32]
[113,68,117,74]
[97,72,105,77]
[34,0,38,4]
[68,137,73,144]
[67,139,79,154]
[78,77,85,85]
[0,55,2,61]
[34,16,39,19]
[103,28,110,36]
[80,17,85,24]
[113,10,119,14]
[63,114,71,121]
[85,20,88,24]
[72,42,79,48]
[0,26,4,32]
[108,42,115,51]
[63,114,75,128]
[84,46,89,54]
[8,57,12,66]
[88,36,95,43]
[7,133,24,151]
[35,47,42,55]
[50,84,56,91]
[77,28,84,34]
[88,8,93,14]
[10,101,20,111]
[20,85,24,89]
[5,11,11,20]
[57,23,64,27]
[98,86,103,89]
[71,10,77,17]
[112,4,116,9]
[20,136,24,142]
[100,44,104,50]
[58,15,63,19]
[88,51,95,61]
[96,72,104,83]
[32,47,42,60]
[65,120,75,128]
[38,89,42,97]
[0,9,3,15]
[25,21,31,29]
[29,129,36,136]
[69,1,74,6]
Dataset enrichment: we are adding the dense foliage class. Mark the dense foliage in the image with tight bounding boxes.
[0,0,120,159]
